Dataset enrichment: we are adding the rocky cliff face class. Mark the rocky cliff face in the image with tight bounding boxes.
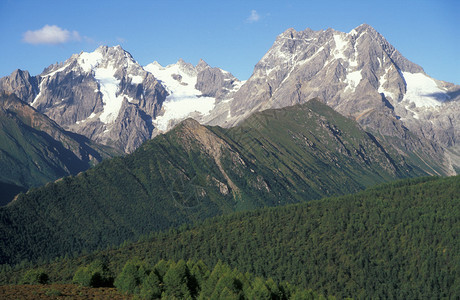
[0,69,39,104]
[34,45,169,153]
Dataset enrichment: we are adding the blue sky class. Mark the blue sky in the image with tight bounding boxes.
[0,0,458,83]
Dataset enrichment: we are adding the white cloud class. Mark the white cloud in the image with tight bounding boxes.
[23,25,81,45]
[247,10,260,23]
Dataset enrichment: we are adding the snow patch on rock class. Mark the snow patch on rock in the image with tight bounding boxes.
[94,65,124,124]
[128,74,143,84]
[43,65,68,78]
[144,61,216,131]
[31,80,45,107]
[402,72,448,108]
[78,51,103,73]
[344,70,362,92]
[333,34,348,61]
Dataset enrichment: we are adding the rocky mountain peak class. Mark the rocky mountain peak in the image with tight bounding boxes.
[216,25,459,173]
[175,58,196,77]
[228,24,447,123]
[75,45,139,75]
[279,27,297,39]
[351,23,378,35]
[10,69,30,80]
[196,59,210,72]
[0,69,38,104]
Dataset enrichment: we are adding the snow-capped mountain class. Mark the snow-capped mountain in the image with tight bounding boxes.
[0,46,166,153]
[35,46,168,153]
[1,24,458,171]
[0,46,241,153]
[221,25,458,142]
[207,24,459,173]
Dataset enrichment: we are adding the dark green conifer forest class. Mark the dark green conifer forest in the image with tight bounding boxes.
[2,175,458,299]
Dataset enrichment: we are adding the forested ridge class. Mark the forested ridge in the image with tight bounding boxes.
[0,93,118,205]
[0,100,429,266]
[3,175,458,299]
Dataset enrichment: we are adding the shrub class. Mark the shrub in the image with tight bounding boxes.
[21,269,48,284]
[73,260,113,287]
[44,288,62,296]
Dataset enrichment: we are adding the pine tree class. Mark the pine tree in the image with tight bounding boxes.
[163,260,192,299]
[140,271,162,300]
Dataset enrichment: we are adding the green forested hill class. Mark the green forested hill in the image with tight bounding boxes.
[0,93,118,205]
[0,99,437,265]
[8,175,457,299]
